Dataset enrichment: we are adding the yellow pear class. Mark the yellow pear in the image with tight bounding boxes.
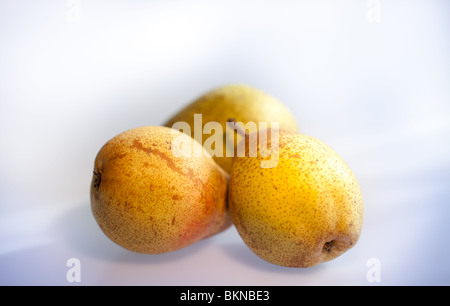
[90,126,231,254]
[228,129,364,268]
[163,84,299,173]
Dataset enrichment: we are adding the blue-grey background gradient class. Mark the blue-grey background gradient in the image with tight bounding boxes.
[1,0,449,285]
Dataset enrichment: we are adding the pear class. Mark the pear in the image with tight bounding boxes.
[164,84,298,173]
[228,129,364,268]
[90,126,231,254]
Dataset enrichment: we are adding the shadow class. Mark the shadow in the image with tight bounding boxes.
[219,242,322,275]
[57,203,212,264]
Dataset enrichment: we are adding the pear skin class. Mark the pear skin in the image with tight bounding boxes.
[164,84,298,173]
[228,129,364,268]
[90,126,231,254]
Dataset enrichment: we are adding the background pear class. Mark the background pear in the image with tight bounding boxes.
[164,84,298,173]
[90,126,231,254]
[228,129,364,268]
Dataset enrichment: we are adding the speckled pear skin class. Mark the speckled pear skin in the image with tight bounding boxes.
[90,126,231,254]
[229,129,364,268]
[164,84,299,173]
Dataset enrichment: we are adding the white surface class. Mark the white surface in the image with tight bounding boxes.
[1,0,450,285]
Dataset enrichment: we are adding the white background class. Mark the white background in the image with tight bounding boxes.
[1,0,449,285]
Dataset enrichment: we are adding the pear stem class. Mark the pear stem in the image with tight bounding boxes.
[227,118,249,138]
